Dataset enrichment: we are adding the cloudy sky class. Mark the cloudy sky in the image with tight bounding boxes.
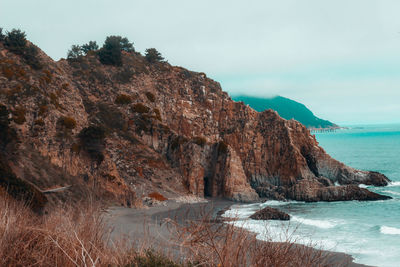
[1,0,400,124]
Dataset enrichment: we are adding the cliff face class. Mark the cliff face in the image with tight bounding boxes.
[0,43,390,206]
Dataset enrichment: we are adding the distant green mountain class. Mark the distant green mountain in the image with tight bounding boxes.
[233,95,337,129]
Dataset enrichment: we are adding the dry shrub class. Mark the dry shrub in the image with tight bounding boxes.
[115,94,132,105]
[192,136,206,147]
[145,91,155,102]
[38,104,49,117]
[153,108,162,121]
[148,192,168,201]
[34,118,45,126]
[1,65,14,79]
[131,103,150,114]
[58,116,77,130]
[12,106,26,124]
[0,193,133,266]
[165,209,336,267]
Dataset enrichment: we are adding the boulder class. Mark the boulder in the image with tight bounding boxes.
[250,207,290,221]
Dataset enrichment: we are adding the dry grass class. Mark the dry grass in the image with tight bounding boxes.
[165,208,342,267]
[0,191,343,266]
[148,191,168,201]
[0,192,134,266]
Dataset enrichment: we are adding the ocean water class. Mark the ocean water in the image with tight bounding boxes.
[223,124,400,267]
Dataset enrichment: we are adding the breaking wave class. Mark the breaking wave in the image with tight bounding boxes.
[380,226,400,235]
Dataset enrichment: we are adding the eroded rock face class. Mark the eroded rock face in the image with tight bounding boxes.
[0,42,391,204]
[250,207,290,221]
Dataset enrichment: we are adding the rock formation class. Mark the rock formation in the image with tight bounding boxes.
[0,40,391,206]
[250,207,290,221]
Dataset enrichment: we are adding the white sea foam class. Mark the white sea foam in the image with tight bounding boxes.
[358,184,368,188]
[291,216,338,229]
[387,181,400,187]
[222,200,296,219]
[380,226,400,235]
[382,190,400,196]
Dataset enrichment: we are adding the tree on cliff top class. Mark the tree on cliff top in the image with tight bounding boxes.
[0,28,4,42]
[97,36,134,66]
[145,48,164,63]
[81,41,99,54]
[4,29,27,55]
[2,28,42,69]
[67,45,84,60]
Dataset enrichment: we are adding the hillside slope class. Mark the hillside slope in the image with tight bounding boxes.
[233,95,337,129]
[0,40,390,209]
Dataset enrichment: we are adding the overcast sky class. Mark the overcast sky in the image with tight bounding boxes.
[1,0,400,124]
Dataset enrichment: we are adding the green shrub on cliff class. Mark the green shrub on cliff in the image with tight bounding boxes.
[4,29,27,55]
[145,48,164,63]
[81,41,99,54]
[2,28,42,69]
[0,28,5,42]
[98,36,134,66]
[67,45,84,60]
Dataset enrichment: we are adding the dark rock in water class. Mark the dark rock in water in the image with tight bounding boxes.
[317,185,392,202]
[250,207,290,221]
[286,179,392,202]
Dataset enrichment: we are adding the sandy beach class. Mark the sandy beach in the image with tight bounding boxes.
[105,198,372,267]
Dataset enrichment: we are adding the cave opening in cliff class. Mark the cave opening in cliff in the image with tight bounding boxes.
[203,176,211,197]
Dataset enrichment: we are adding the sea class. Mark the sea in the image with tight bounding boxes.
[223,124,400,267]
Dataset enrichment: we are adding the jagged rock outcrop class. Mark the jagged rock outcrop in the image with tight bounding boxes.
[0,41,391,205]
[250,207,290,221]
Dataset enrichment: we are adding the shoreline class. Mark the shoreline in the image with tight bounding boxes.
[106,198,372,266]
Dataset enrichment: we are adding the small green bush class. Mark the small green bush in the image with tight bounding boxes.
[115,94,132,105]
[97,36,134,66]
[145,92,155,102]
[3,29,42,69]
[145,48,164,63]
[132,250,181,267]
[4,29,27,55]
[131,103,150,113]
[0,28,4,42]
[81,41,99,54]
[67,45,83,60]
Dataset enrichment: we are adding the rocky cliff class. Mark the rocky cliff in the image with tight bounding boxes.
[0,41,391,208]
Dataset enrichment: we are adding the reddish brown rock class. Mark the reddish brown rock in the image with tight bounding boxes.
[0,41,391,205]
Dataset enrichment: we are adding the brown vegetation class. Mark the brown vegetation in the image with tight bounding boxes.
[115,94,132,105]
[0,190,340,267]
[12,106,26,125]
[148,191,168,201]
[131,103,150,114]
[145,91,156,102]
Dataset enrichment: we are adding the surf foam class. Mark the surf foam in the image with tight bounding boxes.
[291,216,339,229]
[380,226,400,235]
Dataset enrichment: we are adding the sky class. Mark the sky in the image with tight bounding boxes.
[1,0,400,124]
